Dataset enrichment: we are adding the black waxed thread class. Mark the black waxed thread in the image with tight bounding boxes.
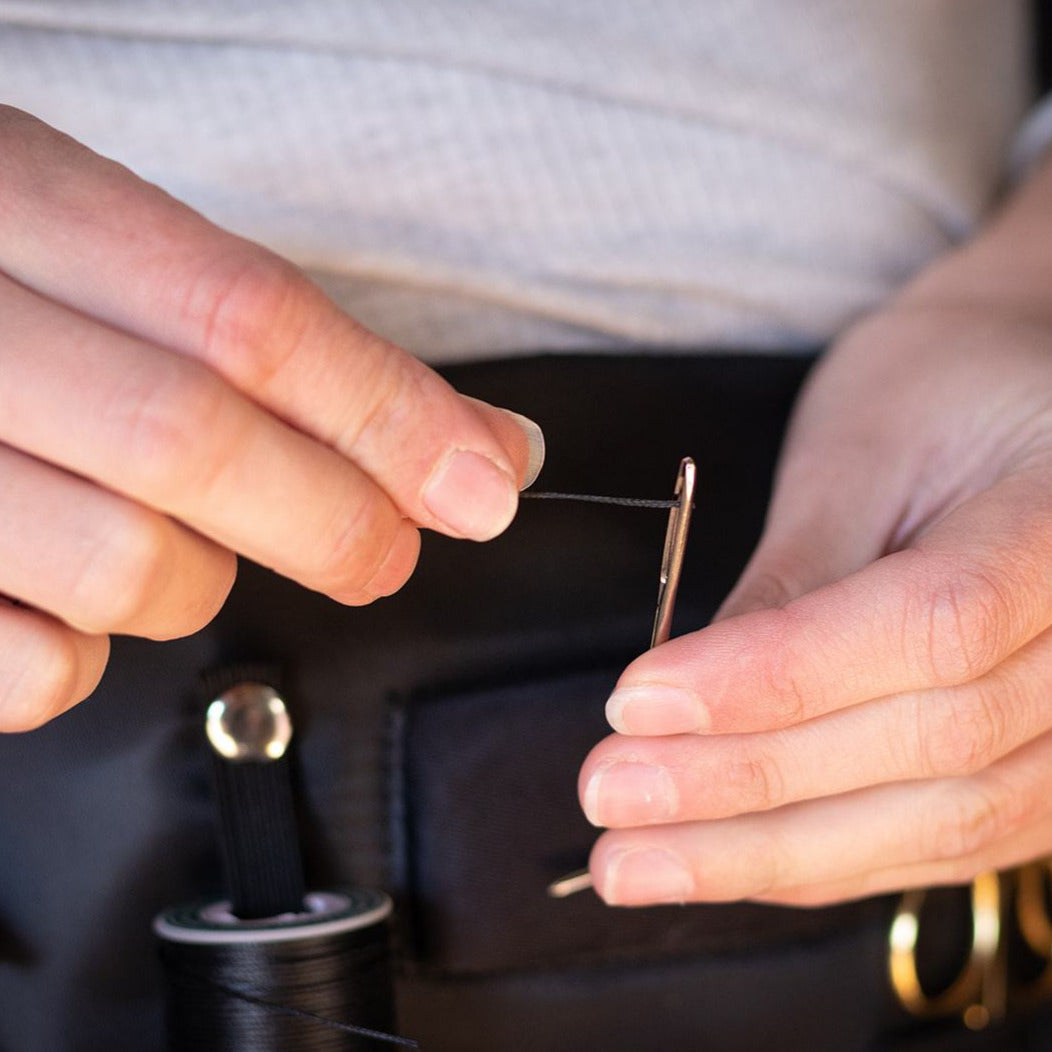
[159,917,414,1051]
[163,961,418,1048]
[174,670,409,1051]
[521,492,679,509]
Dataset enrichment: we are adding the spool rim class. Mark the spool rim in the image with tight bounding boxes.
[153,888,392,945]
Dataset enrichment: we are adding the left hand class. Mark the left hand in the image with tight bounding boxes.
[580,302,1052,907]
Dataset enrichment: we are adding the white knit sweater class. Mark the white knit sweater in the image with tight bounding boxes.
[0,0,1041,361]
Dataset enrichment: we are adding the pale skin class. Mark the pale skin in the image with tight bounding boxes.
[581,150,1052,908]
[8,108,1052,913]
[0,106,539,732]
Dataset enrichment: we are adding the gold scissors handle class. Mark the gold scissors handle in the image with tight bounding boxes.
[1017,858,1052,959]
[548,457,696,900]
[888,870,1004,1031]
[889,862,1052,1027]
[887,861,1052,1031]
[1012,859,1052,1010]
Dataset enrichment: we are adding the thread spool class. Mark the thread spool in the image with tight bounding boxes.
[155,678,413,1050]
[155,888,402,1051]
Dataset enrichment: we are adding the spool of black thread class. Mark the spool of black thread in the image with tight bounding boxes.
[155,679,413,1050]
[155,889,400,1051]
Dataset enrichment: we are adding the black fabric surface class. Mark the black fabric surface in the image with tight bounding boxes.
[1038,0,1052,93]
[1,353,1051,1050]
[401,666,888,976]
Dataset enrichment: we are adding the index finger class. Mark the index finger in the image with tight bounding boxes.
[0,106,538,541]
[610,469,1052,734]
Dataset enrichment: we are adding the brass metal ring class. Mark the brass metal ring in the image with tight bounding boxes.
[888,871,1001,1028]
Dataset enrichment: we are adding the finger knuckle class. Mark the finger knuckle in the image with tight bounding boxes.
[915,686,1007,778]
[696,827,787,899]
[910,557,1015,686]
[760,611,813,727]
[742,831,788,897]
[0,624,80,732]
[889,692,925,776]
[927,784,1006,861]
[723,749,785,813]
[190,252,312,392]
[115,361,232,497]
[69,508,173,632]
[332,343,418,457]
[312,495,396,598]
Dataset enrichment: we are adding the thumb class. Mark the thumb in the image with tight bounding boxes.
[714,431,913,623]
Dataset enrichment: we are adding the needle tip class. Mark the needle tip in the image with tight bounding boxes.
[547,870,594,898]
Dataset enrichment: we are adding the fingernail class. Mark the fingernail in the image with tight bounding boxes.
[464,398,546,490]
[505,411,545,489]
[606,686,709,735]
[423,450,518,540]
[584,762,677,827]
[602,847,694,905]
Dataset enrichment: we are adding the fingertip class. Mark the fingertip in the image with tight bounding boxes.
[422,450,518,541]
[361,521,422,600]
[592,839,695,907]
[506,410,545,489]
[373,521,422,597]
[606,684,709,735]
[47,630,110,724]
[462,397,546,490]
[0,607,109,731]
[72,631,110,703]
[581,764,605,828]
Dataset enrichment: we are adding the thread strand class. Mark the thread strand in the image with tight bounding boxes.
[521,491,678,509]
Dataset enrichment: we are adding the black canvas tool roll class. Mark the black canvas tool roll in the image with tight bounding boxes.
[2,352,1051,1051]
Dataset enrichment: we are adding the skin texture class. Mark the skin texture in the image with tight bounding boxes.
[7,106,1052,912]
[580,151,1052,908]
[0,107,539,732]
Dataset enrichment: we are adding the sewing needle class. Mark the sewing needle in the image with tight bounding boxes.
[547,456,696,899]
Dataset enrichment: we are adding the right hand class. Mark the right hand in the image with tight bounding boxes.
[0,107,542,732]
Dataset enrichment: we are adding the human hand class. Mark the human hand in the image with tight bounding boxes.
[579,301,1052,907]
[0,107,541,732]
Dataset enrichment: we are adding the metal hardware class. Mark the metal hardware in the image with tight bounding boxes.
[650,457,696,649]
[205,682,293,762]
[888,861,1052,1029]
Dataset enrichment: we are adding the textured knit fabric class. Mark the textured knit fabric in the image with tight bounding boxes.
[0,1,1037,360]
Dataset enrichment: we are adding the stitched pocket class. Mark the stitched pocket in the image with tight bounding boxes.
[393,663,875,978]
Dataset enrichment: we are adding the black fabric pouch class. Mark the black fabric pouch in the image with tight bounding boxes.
[7,352,1052,1051]
[388,354,1052,1050]
[398,664,882,977]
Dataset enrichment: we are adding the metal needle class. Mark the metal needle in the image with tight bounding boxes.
[548,457,696,899]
